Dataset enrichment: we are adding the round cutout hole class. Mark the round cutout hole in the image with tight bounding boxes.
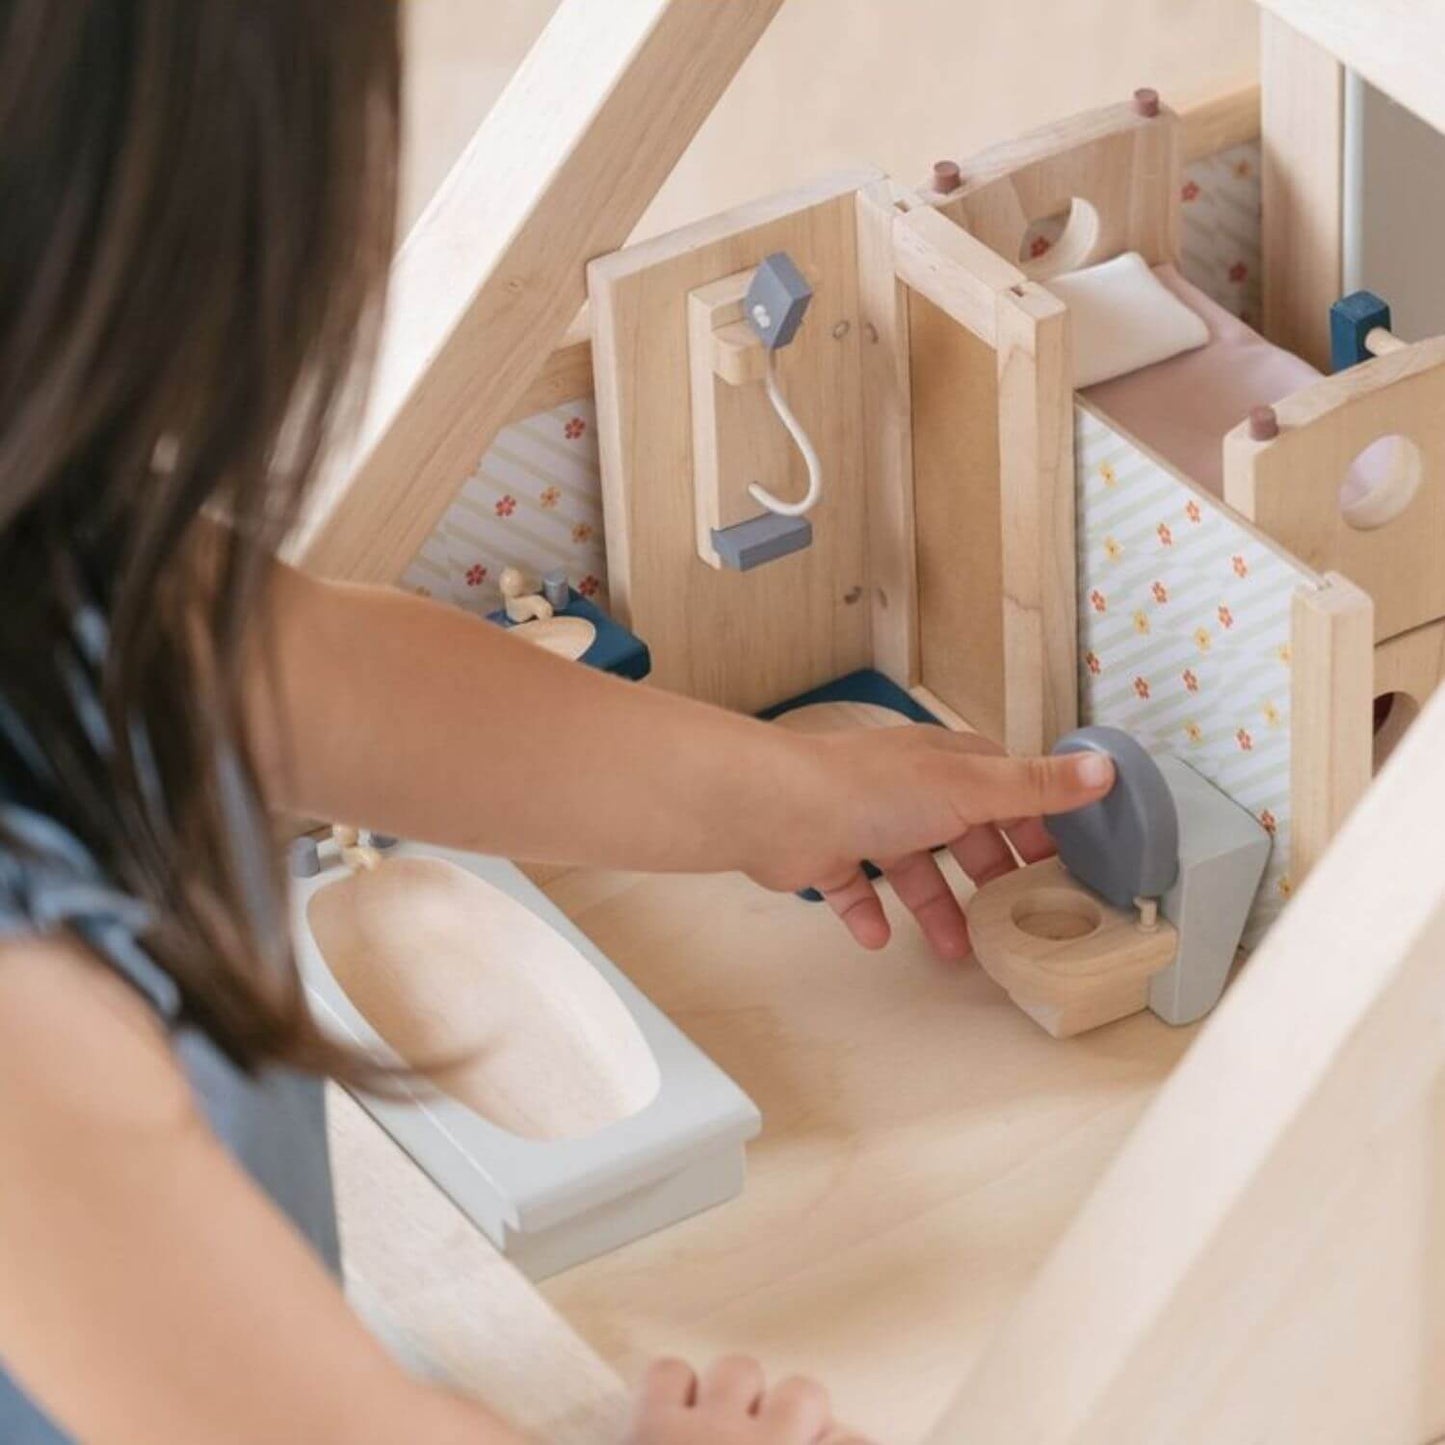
[1019,198,1102,279]
[1339,435,1423,530]
[1012,887,1103,942]
[1373,690,1420,772]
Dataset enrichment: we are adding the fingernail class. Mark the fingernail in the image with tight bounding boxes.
[1076,752,1114,788]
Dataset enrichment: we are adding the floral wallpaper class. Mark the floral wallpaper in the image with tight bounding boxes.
[1178,140,1262,328]
[1075,403,1306,945]
[400,400,608,616]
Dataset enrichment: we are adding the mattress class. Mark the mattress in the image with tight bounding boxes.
[1081,266,1325,499]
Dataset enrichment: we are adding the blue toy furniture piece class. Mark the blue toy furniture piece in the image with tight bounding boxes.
[488,587,651,681]
[1330,289,1394,371]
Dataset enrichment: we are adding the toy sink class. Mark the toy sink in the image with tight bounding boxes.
[292,841,760,1278]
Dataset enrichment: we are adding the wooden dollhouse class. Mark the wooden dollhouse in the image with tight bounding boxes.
[307,1,1445,1439]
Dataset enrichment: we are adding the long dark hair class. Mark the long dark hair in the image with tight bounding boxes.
[0,0,400,1073]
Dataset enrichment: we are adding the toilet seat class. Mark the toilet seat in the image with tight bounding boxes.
[968,857,1178,1038]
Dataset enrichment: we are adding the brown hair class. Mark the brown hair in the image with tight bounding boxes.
[0,0,400,1073]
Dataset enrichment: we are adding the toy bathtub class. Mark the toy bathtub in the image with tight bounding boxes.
[292,840,760,1279]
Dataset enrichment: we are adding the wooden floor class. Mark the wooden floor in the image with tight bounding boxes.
[336,860,1196,1443]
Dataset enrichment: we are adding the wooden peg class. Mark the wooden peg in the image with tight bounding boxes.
[932,160,963,194]
[1249,404,1280,442]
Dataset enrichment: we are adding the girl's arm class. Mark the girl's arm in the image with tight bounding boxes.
[256,566,1112,958]
[0,934,517,1445]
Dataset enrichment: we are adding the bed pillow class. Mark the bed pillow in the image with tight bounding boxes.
[1046,251,1211,388]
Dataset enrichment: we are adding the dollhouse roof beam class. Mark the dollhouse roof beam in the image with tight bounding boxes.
[289,0,787,582]
[1257,0,1445,139]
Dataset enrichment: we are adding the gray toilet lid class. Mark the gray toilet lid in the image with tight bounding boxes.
[1045,726,1180,910]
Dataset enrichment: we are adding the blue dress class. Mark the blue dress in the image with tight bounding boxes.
[0,795,340,1443]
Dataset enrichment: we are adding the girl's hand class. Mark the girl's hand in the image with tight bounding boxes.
[750,726,1115,962]
[629,1357,873,1445]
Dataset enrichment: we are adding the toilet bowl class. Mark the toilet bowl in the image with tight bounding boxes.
[967,726,1272,1038]
[967,856,1178,1037]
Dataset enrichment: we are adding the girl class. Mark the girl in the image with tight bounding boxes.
[0,3,1113,1441]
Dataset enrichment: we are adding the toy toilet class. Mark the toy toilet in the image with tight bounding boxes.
[968,728,1272,1038]
[290,838,760,1279]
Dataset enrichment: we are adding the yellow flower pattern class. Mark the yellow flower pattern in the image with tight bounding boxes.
[1076,404,1309,948]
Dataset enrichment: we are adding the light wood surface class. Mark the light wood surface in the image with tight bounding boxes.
[769,701,913,735]
[1260,10,1343,372]
[856,181,921,689]
[330,1088,631,1444]
[1222,335,1445,647]
[940,100,1181,278]
[1257,0,1445,143]
[1373,615,1445,768]
[968,857,1177,1039]
[996,283,1077,754]
[1180,83,1262,164]
[531,863,1198,1445]
[591,172,877,713]
[310,857,659,1141]
[1287,575,1374,886]
[292,0,785,582]
[929,675,1445,1445]
[509,615,598,660]
[910,290,1006,742]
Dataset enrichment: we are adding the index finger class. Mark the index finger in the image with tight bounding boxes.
[943,750,1114,827]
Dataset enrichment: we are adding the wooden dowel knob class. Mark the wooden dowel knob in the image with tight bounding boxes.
[932,160,963,194]
[1249,405,1280,442]
[1366,326,1408,356]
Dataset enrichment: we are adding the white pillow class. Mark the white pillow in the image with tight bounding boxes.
[1046,251,1210,388]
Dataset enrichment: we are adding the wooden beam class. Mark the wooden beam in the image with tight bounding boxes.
[996,283,1077,754]
[290,0,785,582]
[1180,83,1262,164]
[1261,10,1344,371]
[1290,574,1374,884]
[1258,0,1445,141]
[856,180,920,688]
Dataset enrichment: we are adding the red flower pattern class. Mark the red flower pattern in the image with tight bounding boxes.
[577,575,601,598]
[495,495,517,518]
[1232,554,1248,578]
[1133,677,1151,700]
[564,417,587,440]
[1218,604,1235,629]
[1151,581,1169,604]
[1229,261,1248,284]
[540,486,561,509]
[1089,589,1108,613]
[1236,728,1254,752]
[1085,651,1102,675]
[571,522,594,545]
[1181,180,1200,203]
[1157,523,1173,547]
[1185,500,1202,524]
[1029,234,1052,259]
[465,564,487,587]
[1182,669,1199,693]
[1259,810,1277,836]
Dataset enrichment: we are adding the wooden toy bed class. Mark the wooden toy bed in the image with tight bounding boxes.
[290,0,1445,1438]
